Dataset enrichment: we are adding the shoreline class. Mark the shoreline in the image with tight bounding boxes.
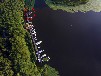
[45,0,101,13]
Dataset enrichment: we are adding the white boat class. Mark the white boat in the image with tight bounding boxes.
[36,41,42,45]
[41,54,46,58]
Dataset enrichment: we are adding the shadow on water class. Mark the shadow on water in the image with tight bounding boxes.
[34,0,101,76]
[34,0,49,9]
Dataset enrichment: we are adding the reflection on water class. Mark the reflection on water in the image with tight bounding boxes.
[34,1,101,76]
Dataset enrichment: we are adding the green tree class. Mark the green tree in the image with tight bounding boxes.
[0,56,14,76]
[0,0,59,76]
[47,0,89,6]
[39,64,59,76]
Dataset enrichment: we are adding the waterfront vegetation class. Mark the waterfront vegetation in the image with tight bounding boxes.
[50,0,89,6]
[45,0,101,13]
[24,0,35,10]
[0,0,59,76]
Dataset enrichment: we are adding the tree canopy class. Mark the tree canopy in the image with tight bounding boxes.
[45,0,101,13]
[48,0,89,6]
[0,0,59,76]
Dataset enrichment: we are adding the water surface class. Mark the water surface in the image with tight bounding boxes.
[34,1,101,76]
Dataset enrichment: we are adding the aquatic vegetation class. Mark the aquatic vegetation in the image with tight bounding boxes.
[45,0,101,13]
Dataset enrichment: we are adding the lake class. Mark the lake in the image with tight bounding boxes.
[34,0,101,76]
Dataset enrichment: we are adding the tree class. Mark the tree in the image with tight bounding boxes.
[0,0,39,75]
[39,64,59,76]
[0,0,59,76]
[46,0,89,6]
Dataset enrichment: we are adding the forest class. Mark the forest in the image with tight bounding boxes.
[0,0,59,76]
[50,0,89,6]
[45,0,101,13]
